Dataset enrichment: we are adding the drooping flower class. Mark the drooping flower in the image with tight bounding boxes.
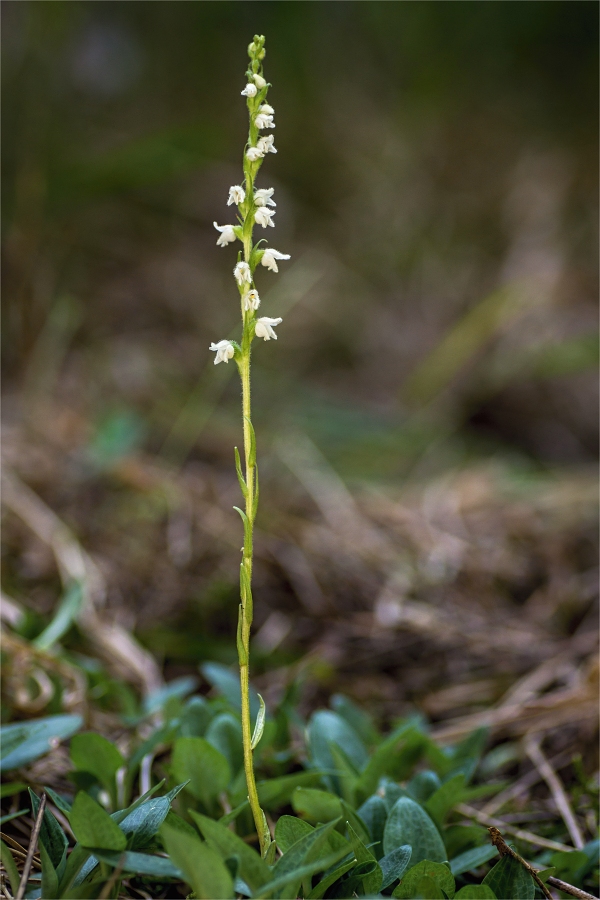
[243,289,260,311]
[254,188,276,207]
[234,261,252,285]
[260,248,291,272]
[257,135,277,154]
[210,340,235,364]
[241,83,258,97]
[253,73,267,89]
[213,222,236,247]
[254,206,275,228]
[255,317,282,340]
[246,146,264,162]
[255,113,275,130]
[227,185,245,206]
[258,103,274,116]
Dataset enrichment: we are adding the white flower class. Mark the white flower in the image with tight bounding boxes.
[260,248,291,272]
[243,289,260,311]
[255,317,282,341]
[253,73,267,89]
[259,103,274,115]
[227,185,245,206]
[254,188,276,207]
[241,83,257,97]
[246,146,264,162]
[255,113,275,130]
[213,222,236,247]
[254,206,275,228]
[234,261,252,285]
[210,340,235,365]
[257,135,277,154]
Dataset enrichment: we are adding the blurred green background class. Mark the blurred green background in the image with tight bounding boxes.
[3,0,598,473]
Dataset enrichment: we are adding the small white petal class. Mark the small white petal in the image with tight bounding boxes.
[210,340,235,364]
[213,222,236,247]
[241,83,258,97]
[227,185,245,206]
[257,135,277,154]
[246,146,264,162]
[233,261,252,285]
[253,73,267,89]
[255,316,282,341]
[259,104,274,116]
[243,289,261,311]
[254,188,276,207]
[255,113,275,130]
[260,248,291,272]
[254,207,275,228]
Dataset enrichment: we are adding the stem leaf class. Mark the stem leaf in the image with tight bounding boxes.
[251,694,266,751]
[239,563,253,622]
[234,447,248,498]
[245,416,257,467]
[236,605,248,665]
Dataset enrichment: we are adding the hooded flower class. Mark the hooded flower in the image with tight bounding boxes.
[234,261,252,285]
[210,340,235,364]
[254,206,275,228]
[241,83,257,97]
[253,73,267,89]
[257,135,277,154]
[255,317,282,341]
[258,103,274,116]
[255,113,275,130]
[227,185,245,206]
[246,146,264,162]
[254,188,275,207]
[213,222,236,247]
[243,289,260,311]
[260,248,291,272]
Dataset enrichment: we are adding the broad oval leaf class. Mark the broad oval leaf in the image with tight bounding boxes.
[454,887,498,899]
[357,794,388,858]
[0,715,82,771]
[70,733,124,794]
[161,823,233,899]
[205,713,243,775]
[394,860,455,899]
[172,736,231,806]
[383,797,446,864]
[69,792,126,852]
[189,811,271,892]
[308,711,368,787]
[450,844,499,876]
[275,815,314,854]
[482,854,535,900]
[380,845,413,890]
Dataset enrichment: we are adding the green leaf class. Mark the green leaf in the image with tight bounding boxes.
[347,822,382,894]
[40,839,59,899]
[118,783,186,849]
[181,695,213,737]
[331,694,379,746]
[449,844,499,876]
[0,840,20,895]
[291,786,342,824]
[548,849,589,883]
[205,713,244,774]
[44,786,73,814]
[384,797,446,864]
[29,789,68,870]
[268,819,342,900]
[0,714,82,771]
[381,779,410,812]
[190,810,271,892]
[454,887,498,899]
[0,809,27,825]
[33,581,84,650]
[245,416,257,467]
[201,661,261,722]
[142,676,198,715]
[357,724,423,798]
[94,847,182,879]
[482,855,535,900]
[425,774,467,827]
[275,815,314,854]
[0,781,26,798]
[160,824,233,898]
[256,772,329,809]
[235,446,248,497]
[308,711,368,792]
[329,742,360,806]
[535,867,557,883]
[306,860,357,899]
[257,848,350,899]
[394,860,455,899]
[251,693,266,750]
[380,845,413,890]
[357,793,388,858]
[70,733,124,800]
[395,874,445,898]
[172,736,231,807]
[407,770,442,803]
[69,792,126,852]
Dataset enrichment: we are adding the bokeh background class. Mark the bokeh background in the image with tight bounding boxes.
[2,2,598,740]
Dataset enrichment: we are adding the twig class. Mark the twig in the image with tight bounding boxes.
[546,876,598,900]
[481,749,572,816]
[15,793,45,900]
[526,736,585,849]
[488,826,553,899]
[456,803,574,852]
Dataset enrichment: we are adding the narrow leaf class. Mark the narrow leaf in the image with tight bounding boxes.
[251,694,266,750]
[234,447,248,497]
[0,840,20,895]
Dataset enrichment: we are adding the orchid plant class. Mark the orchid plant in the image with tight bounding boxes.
[209,34,289,858]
